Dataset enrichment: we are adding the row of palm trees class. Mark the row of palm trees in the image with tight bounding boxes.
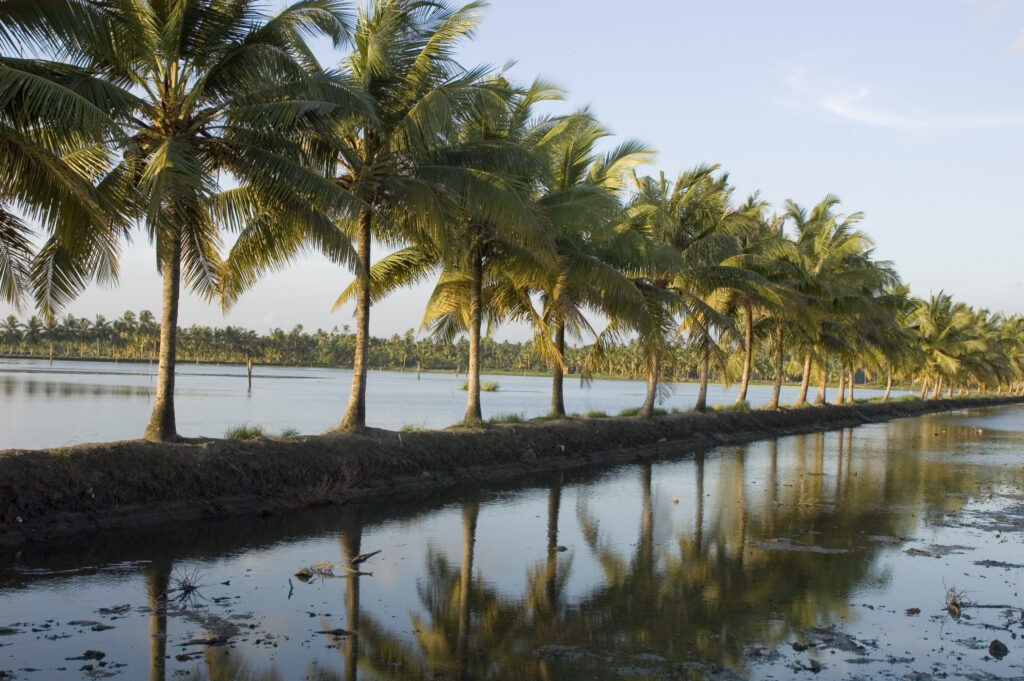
[2,0,1022,442]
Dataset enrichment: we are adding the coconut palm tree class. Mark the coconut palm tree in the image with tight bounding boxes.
[526,111,653,417]
[285,0,521,432]
[783,196,888,406]
[6,0,361,441]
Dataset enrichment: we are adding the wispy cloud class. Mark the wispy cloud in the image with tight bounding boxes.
[784,66,1024,134]
[1011,26,1024,53]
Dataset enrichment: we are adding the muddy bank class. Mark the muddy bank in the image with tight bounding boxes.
[1,396,1021,546]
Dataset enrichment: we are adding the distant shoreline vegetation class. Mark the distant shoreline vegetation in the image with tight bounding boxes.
[0,311,808,384]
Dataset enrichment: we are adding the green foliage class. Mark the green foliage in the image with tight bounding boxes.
[461,380,498,391]
[618,406,668,417]
[586,410,608,418]
[225,424,268,440]
[487,413,525,424]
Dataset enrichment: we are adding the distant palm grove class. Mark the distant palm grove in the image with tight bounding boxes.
[2,0,1023,443]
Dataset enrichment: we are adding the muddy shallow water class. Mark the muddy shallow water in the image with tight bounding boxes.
[1,406,1024,680]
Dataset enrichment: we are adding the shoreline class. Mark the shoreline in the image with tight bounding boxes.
[2,396,1021,547]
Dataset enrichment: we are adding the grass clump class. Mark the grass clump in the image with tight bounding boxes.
[893,394,921,402]
[586,410,608,418]
[712,401,750,413]
[226,424,299,439]
[618,406,667,417]
[459,380,499,391]
[488,412,525,424]
[226,424,267,440]
[400,422,430,432]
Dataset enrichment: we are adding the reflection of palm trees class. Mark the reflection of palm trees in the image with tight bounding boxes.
[456,501,478,678]
[339,521,362,681]
[146,559,171,681]
[357,497,537,679]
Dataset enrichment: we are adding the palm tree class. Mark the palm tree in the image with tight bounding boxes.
[1,315,21,354]
[7,0,360,441]
[415,79,553,424]
[529,110,652,417]
[625,165,776,413]
[306,0,509,431]
[783,196,884,407]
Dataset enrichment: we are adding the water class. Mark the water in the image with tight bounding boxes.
[2,405,1023,680]
[0,357,900,450]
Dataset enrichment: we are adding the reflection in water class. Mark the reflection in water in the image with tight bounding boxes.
[3,407,1024,679]
[147,560,170,681]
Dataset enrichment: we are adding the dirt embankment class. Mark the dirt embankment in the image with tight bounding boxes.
[1,396,1021,547]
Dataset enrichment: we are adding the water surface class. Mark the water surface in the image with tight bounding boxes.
[0,358,899,449]
[1,405,1022,680]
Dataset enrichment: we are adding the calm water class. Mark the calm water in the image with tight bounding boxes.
[0,358,900,450]
[2,405,1023,680]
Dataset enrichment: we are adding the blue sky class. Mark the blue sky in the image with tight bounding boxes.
[6,0,1024,340]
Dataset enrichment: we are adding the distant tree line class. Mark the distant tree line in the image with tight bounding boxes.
[0,310,739,382]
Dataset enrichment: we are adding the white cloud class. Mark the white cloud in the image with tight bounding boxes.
[785,67,1024,134]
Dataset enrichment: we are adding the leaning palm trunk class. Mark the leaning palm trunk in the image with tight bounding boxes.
[463,249,483,423]
[549,320,566,417]
[341,211,373,432]
[794,351,813,406]
[883,369,893,402]
[768,326,784,409]
[695,348,710,412]
[638,354,660,418]
[144,236,181,442]
[736,303,753,403]
[846,367,855,403]
[919,376,930,400]
[833,369,845,405]
[814,365,827,405]
[931,375,943,399]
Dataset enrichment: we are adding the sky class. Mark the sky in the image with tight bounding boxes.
[5,0,1024,341]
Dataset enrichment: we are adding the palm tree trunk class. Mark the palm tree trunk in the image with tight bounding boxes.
[457,500,479,677]
[833,368,846,405]
[931,374,943,399]
[919,376,930,400]
[794,351,812,406]
[463,247,483,424]
[639,353,660,418]
[814,364,827,405]
[143,235,181,442]
[883,369,893,402]
[549,319,566,417]
[846,367,855,403]
[736,303,753,403]
[768,326,784,409]
[695,347,710,412]
[340,210,372,432]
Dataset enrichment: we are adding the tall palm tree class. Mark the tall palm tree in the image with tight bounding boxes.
[7,0,359,441]
[306,0,511,431]
[783,196,885,407]
[527,110,652,417]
